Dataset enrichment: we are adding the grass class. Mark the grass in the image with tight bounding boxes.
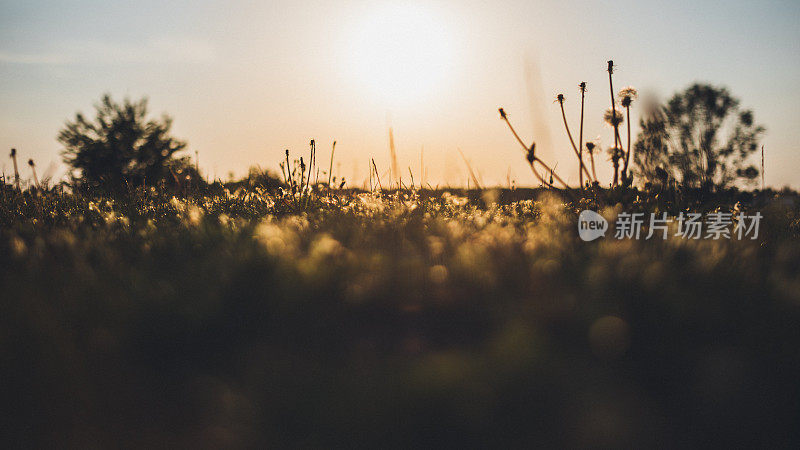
[2,181,800,447]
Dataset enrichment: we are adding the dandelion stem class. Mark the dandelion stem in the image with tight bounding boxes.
[499,109,547,186]
[579,83,587,187]
[307,139,315,193]
[10,148,20,191]
[499,108,575,195]
[589,147,598,182]
[499,110,531,153]
[622,104,632,177]
[285,150,293,191]
[28,159,39,189]
[558,97,592,184]
[328,141,336,189]
[607,61,623,185]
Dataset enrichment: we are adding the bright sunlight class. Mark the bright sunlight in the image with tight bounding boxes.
[348,4,454,106]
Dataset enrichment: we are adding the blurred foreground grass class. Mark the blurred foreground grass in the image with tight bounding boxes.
[1,186,800,447]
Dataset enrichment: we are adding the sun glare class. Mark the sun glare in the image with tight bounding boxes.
[348,4,454,106]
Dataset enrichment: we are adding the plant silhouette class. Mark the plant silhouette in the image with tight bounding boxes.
[59,94,192,190]
[634,84,764,189]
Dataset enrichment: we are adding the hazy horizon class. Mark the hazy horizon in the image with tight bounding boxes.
[2,0,799,188]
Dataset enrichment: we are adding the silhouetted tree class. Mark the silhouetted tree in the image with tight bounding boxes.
[633,84,764,189]
[59,94,191,190]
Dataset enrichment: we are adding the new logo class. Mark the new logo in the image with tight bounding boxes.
[578,210,608,241]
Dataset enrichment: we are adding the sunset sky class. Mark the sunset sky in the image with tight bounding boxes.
[1,0,798,187]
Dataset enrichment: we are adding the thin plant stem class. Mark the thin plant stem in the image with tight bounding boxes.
[607,61,623,185]
[29,160,39,189]
[10,148,20,191]
[285,150,293,191]
[328,141,336,189]
[499,110,548,186]
[499,111,530,152]
[371,158,382,193]
[499,108,574,194]
[558,98,592,183]
[622,104,632,177]
[589,146,598,182]
[578,83,587,187]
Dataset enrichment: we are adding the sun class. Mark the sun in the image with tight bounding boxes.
[348,4,454,106]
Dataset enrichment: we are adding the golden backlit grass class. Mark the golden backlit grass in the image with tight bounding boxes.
[1,185,799,447]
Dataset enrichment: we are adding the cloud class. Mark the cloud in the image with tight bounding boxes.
[0,37,215,65]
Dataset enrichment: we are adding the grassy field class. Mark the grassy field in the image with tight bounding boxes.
[2,184,800,447]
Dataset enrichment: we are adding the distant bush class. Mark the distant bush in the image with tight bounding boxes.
[59,94,198,191]
[634,84,764,190]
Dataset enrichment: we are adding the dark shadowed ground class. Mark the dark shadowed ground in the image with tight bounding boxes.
[1,185,799,448]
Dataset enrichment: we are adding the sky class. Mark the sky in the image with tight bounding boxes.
[1,0,799,188]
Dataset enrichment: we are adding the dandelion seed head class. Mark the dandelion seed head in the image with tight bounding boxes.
[607,146,624,160]
[604,108,624,127]
[619,86,638,107]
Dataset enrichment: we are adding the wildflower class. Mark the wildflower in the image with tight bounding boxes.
[9,148,20,191]
[607,146,624,159]
[526,144,536,164]
[619,87,638,107]
[28,159,40,188]
[604,108,624,127]
[578,82,589,187]
[619,86,638,180]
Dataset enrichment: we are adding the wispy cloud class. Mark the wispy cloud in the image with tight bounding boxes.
[0,37,215,65]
